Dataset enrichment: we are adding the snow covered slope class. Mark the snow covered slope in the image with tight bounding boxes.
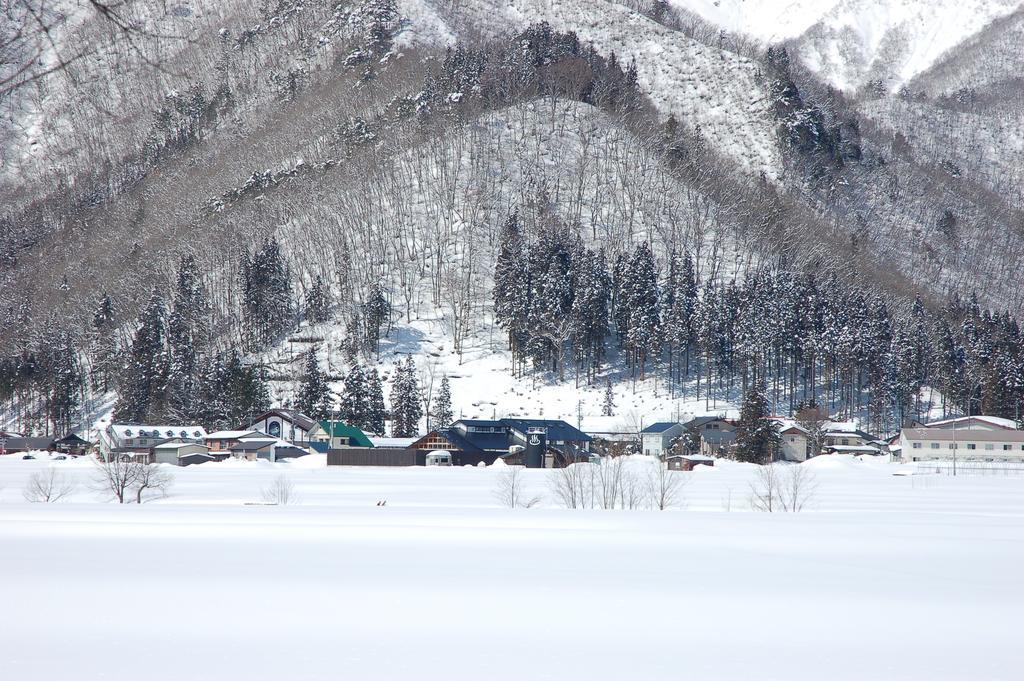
[670,0,1024,94]
[669,0,843,43]
[436,0,784,178]
[795,0,1023,93]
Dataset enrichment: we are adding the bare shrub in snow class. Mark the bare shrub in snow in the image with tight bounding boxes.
[749,463,781,512]
[549,463,599,509]
[93,456,145,504]
[647,460,687,510]
[134,465,174,504]
[493,466,541,508]
[23,468,75,503]
[751,464,818,512]
[597,456,628,510]
[778,465,818,512]
[262,475,296,505]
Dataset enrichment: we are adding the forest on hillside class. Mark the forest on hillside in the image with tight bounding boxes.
[3,1,1024,438]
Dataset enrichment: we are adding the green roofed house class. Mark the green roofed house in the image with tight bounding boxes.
[308,421,373,451]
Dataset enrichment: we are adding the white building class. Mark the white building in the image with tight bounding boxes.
[101,424,207,458]
[778,423,810,462]
[248,409,316,445]
[900,416,1024,463]
[640,422,685,457]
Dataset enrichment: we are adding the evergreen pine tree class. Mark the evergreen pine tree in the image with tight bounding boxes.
[602,379,615,416]
[339,364,369,428]
[364,282,392,358]
[493,211,530,369]
[434,375,453,427]
[734,379,778,464]
[294,347,333,420]
[91,292,118,393]
[365,368,386,435]
[390,356,422,437]
[305,274,331,324]
[113,289,171,423]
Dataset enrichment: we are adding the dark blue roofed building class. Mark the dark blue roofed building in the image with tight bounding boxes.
[410,418,593,468]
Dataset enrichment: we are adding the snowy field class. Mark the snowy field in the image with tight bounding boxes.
[2,454,1023,680]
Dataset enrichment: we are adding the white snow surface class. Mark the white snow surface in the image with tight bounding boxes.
[669,0,844,42]
[435,0,783,178]
[2,454,1024,680]
[671,0,1023,93]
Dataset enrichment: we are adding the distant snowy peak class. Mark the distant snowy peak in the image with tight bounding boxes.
[672,0,1024,94]
[796,0,1023,93]
[668,0,843,43]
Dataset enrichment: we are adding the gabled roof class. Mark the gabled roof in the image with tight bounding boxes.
[154,439,207,451]
[501,419,591,442]
[641,422,681,434]
[683,416,728,429]
[923,415,1018,430]
[205,430,262,440]
[317,421,373,447]
[432,428,486,454]
[108,424,207,439]
[250,409,316,432]
[55,433,91,445]
[230,440,276,452]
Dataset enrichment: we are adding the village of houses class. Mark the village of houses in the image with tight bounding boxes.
[3,406,1023,473]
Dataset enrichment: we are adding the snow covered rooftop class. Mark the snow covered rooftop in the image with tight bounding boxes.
[369,437,417,448]
[923,416,1018,430]
[206,430,262,440]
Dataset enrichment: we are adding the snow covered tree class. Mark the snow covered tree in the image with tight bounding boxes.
[366,368,386,435]
[734,379,778,464]
[493,211,530,371]
[339,363,369,429]
[390,356,422,437]
[240,237,294,351]
[434,375,453,426]
[294,347,333,420]
[90,292,119,393]
[167,254,210,420]
[113,289,171,424]
[602,379,615,417]
[37,329,82,435]
[305,274,331,324]
[364,282,392,359]
[624,243,661,378]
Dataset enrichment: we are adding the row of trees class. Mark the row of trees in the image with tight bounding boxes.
[495,215,1024,435]
[294,349,452,438]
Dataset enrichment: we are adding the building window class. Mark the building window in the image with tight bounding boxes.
[984,444,994,451]
[930,443,940,449]
[1004,445,1012,451]
[966,443,976,450]
[841,439,849,445]
[912,442,922,449]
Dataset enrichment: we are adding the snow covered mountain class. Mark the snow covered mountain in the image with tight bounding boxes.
[3,0,1024,438]
[670,0,1024,94]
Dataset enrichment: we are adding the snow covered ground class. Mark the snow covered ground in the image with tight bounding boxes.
[2,454,1023,680]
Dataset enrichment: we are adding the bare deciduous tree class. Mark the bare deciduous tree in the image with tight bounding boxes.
[23,467,75,502]
[748,463,781,513]
[134,464,173,503]
[549,462,599,510]
[262,474,296,505]
[749,463,816,512]
[647,459,686,510]
[93,455,144,504]
[493,465,541,508]
[778,464,818,512]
